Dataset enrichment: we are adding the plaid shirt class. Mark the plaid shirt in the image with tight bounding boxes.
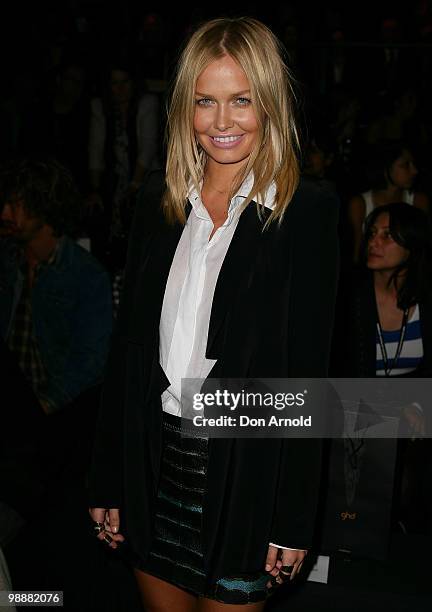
[7,245,59,412]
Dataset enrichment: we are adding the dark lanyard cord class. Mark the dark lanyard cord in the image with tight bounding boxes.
[376,308,409,376]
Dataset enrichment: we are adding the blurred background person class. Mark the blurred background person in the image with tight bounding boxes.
[336,202,432,534]
[0,157,113,605]
[0,157,112,417]
[87,59,161,277]
[19,56,91,195]
[302,130,337,194]
[347,141,430,263]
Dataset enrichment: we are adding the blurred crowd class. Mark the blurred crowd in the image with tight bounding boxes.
[1,1,432,609]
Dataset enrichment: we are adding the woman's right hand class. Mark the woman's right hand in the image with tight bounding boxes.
[89,507,125,549]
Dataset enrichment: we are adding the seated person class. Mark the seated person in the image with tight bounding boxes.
[338,202,432,532]
[347,141,430,263]
[0,157,113,415]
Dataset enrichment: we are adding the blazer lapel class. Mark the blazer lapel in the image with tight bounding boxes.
[206,203,269,360]
[126,199,267,360]
[127,216,185,344]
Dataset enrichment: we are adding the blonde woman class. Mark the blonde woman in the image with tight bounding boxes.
[89,17,339,611]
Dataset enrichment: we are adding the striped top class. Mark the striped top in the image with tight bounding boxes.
[376,304,423,376]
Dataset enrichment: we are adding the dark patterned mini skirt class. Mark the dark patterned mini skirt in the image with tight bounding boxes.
[138,412,272,604]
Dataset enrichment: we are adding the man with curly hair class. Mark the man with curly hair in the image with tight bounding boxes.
[0,157,112,414]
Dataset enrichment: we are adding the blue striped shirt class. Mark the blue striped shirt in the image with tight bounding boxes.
[376,304,423,376]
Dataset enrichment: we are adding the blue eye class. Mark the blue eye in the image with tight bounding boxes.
[195,98,214,106]
[236,97,251,105]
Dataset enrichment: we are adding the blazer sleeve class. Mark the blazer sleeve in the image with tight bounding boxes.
[270,185,340,549]
[88,170,165,508]
[287,185,340,378]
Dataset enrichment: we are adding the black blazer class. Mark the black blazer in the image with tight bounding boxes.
[89,171,340,581]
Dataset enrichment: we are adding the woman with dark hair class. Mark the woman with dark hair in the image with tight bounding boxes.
[351,202,432,378]
[342,202,432,533]
[348,141,430,263]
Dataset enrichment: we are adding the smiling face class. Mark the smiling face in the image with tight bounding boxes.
[193,54,259,171]
[367,212,409,272]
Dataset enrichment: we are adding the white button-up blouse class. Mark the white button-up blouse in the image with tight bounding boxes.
[159,175,275,416]
[159,175,298,552]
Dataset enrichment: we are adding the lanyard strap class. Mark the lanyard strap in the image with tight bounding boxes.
[377,308,409,376]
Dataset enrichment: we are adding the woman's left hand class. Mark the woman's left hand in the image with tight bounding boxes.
[265,545,307,588]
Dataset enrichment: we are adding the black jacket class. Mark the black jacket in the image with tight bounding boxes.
[89,171,339,581]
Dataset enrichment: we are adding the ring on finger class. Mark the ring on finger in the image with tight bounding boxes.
[280,565,295,581]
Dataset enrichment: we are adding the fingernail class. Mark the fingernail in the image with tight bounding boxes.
[112,526,118,533]
[265,564,271,571]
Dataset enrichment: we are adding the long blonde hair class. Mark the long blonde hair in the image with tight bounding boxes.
[163,17,301,226]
